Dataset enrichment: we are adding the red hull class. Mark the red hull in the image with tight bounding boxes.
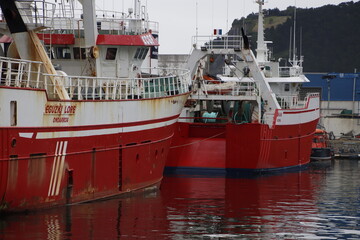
[166,120,318,174]
[0,124,174,212]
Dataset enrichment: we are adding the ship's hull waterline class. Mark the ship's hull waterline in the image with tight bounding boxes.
[0,87,189,212]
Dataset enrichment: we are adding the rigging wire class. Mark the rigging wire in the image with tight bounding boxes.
[226,0,229,33]
[211,0,214,34]
[196,0,198,39]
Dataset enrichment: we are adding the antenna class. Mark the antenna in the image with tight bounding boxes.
[242,0,245,32]
[211,0,214,34]
[292,1,297,64]
[196,0,198,38]
[289,26,292,62]
[226,0,229,33]
[300,26,303,66]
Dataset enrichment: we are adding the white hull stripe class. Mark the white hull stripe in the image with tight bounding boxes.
[20,119,177,140]
[276,109,320,126]
[48,141,68,197]
[48,142,59,197]
[19,133,34,138]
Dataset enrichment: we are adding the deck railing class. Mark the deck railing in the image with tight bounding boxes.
[0,57,189,100]
[0,1,158,36]
[51,17,159,36]
[276,95,300,109]
[6,1,56,28]
[201,81,259,97]
[50,9,159,35]
[276,92,320,109]
[193,35,243,51]
[0,57,44,88]
[279,66,304,77]
[44,69,190,100]
[231,82,259,97]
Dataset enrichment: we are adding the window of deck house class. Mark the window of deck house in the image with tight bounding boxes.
[73,47,86,59]
[105,48,117,60]
[57,47,71,59]
[134,48,149,60]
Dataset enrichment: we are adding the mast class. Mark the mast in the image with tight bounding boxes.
[78,0,98,48]
[135,0,141,19]
[196,1,198,41]
[255,0,267,63]
[77,0,101,76]
[289,1,302,67]
[241,28,281,119]
[292,2,297,65]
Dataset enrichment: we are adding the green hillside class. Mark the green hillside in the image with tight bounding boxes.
[229,1,360,73]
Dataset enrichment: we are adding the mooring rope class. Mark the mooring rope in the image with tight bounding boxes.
[170,132,225,149]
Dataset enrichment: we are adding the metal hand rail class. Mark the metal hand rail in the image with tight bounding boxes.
[0,57,189,100]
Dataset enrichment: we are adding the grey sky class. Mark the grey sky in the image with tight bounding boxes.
[98,0,351,54]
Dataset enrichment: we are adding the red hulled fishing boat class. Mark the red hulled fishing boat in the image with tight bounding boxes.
[0,0,190,212]
[166,0,320,175]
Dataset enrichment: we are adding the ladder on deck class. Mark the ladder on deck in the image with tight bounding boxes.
[60,0,74,19]
[57,0,75,32]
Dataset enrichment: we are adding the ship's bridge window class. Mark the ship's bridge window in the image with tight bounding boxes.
[73,47,86,59]
[45,46,55,59]
[284,83,290,92]
[105,48,117,60]
[134,47,149,60]
[57,47,71,59]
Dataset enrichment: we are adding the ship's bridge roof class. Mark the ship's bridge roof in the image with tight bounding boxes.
[96,32,159,47]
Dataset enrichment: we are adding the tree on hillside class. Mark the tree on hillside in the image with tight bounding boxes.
[229,1,360,72]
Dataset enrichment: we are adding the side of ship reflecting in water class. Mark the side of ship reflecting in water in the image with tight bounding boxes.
[1,160,360,239]
[161,171,321,237]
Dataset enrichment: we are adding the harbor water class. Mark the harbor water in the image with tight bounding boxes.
[1,160,360,239]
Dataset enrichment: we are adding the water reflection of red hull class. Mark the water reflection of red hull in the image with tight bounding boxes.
[161,171,321,236]
[0,169,325,239]
[0,189,169,239]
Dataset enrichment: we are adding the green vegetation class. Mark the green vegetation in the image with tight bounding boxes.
[229,1,360,72]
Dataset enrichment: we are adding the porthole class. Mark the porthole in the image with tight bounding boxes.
[11,138,16,148]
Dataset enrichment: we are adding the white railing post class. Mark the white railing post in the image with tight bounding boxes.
[105,81,109,100]
[5,61,11,86]
[84,78,88,100]
[26,62,31,87]
[112,80,116,100]
[125,81,128,99]
[77,77,81,100]
[92,78,96,100]
[0,61,3,84]
[171,77,174,95]
[44,75,47,93]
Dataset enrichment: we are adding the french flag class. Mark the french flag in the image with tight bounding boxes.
[213,29,222,35]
